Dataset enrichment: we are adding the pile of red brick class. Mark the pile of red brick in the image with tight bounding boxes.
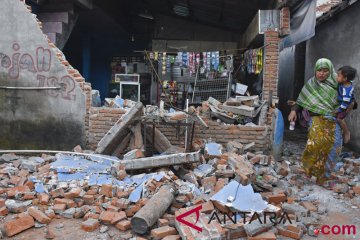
[0,145,359,239]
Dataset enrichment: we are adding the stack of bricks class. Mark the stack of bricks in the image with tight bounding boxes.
[263,30,280,102]
[88,107,127,150]
[280,7,291,36]
[156,118,271,152]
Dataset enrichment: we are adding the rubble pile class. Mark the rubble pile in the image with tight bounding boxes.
[0,143,359,239]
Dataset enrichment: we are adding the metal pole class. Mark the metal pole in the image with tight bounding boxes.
[191,64,200,103]
[152,123,155,155]
[0,86,60,90]
[184,99,189,151]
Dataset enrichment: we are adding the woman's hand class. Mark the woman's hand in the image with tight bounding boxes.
[288,110,297,122]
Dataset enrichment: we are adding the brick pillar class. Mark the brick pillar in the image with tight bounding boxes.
[263,31,280,102]
[280,7,290,37]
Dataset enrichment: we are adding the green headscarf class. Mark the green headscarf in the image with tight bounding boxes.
[296,58,339,115]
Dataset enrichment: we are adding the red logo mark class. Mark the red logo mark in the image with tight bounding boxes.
[175,205,202,232]
[314,228,320,235]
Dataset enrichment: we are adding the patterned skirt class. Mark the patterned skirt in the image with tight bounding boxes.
[301,116,342,183]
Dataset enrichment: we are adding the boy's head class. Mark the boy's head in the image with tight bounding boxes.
[337,66,357,84]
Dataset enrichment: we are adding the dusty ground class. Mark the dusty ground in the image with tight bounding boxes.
[283,129,360,240]
[1,129,359,240]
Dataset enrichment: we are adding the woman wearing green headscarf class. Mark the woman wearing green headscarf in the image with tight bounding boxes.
[288,58,342,185]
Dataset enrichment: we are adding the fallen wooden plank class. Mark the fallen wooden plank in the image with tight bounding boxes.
[96,102,143,155]
[122,151,200,170]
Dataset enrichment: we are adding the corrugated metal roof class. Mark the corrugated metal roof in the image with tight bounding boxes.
[316,0,343,17]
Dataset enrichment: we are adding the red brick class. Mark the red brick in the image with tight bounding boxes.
[139,198,149,207]
[110,211,127,224]
[55,198,76,208]
[64,188,83,199]
[158,218,169,227]
[287,197,296,204]
[352,186,360,194]
[24,180,34,190]
[163,235,181,240]
[52,204,67,214]
[4,215,35,237]
[100,184,113,197]
[106,205,119,212]
[0,206,9,216]
[125,204,141,217]
[28,207,51,224]
[116,190,129,198]
[7,186,30,198]
[115,220,131,231]
[50,188,64,198]
[83,212,100,221]
[201,201,214,214]
[248,231,276,240]
[212,200,230,213]
[115,198,130,209]
[151,226,177,239]
[81,219,99,232]
[0,198,5,207]
[23,192,36,200]
[83,195,95,205]
[38,193,50,205]
[268,193,287,204]
[99,211,116,224]
[86,188,98,195]
[300,201,317,212]
[277,226,302,239]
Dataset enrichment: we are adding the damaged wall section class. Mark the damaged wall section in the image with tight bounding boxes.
[88,108,127,150]
[158,120,271,152]
[0,0,90,150]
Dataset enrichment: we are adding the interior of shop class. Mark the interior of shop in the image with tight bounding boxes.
[28,0,277,108]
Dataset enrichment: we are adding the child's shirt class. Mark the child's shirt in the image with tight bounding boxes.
[338,83,354,112]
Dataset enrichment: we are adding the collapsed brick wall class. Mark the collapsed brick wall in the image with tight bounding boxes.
[157,119,271,152]
[88,108,127,150]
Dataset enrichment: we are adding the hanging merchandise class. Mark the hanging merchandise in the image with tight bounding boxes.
[154,52,159,61]
[214,51,220,71]
[202,52,207,71]
[256,48,263,74]
[225,55,234,72]
[162,52,167,76]
[239,54,246,72]
[166,55,171,73]
[210,52,215,71]
[252,49,257,74]
[182,52,188,67]
[206,52,211,71]
[196,53,200,65]
[189,52,195,76]
[177,52,183,67]
[149,52,154,60]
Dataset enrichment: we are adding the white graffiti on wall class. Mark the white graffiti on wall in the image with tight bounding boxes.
[0,43,76,101]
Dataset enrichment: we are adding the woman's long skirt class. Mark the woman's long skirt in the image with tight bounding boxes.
[301,116,343,183]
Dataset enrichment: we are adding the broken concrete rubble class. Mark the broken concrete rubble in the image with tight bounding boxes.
[131,185,175,234]
[96,102,144,155]
[0,134,359,239]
